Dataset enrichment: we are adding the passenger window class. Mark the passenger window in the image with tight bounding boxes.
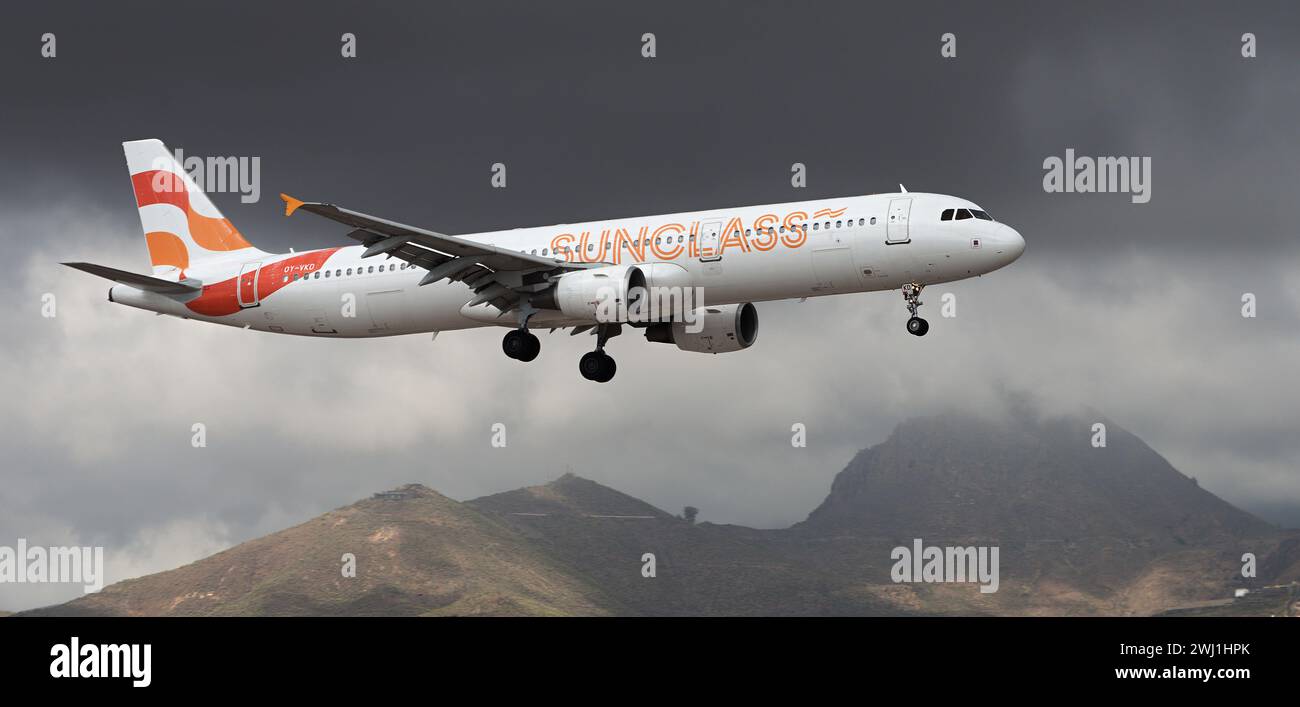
[813,223,819,230]
[956,209,972,220]
[367,266,373,274]
[324,270,331,278]
[542,248,548,256]
[870,217,876,225]
[835,220,842,228]
[941,209,954,221]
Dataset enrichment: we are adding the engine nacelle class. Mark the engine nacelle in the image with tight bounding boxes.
[531,265,646,322]
[645,302,759,354]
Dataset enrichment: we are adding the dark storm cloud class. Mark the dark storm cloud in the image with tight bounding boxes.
[1,1,1296,257]
[1,1,1298,611]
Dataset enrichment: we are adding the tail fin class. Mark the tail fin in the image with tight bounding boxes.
[123,139,266,277]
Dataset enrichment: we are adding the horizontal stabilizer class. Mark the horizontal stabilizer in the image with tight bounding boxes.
[62,262,201,295]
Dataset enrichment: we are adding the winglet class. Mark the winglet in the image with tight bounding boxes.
[280,193,306,217]
[899,183,908,193]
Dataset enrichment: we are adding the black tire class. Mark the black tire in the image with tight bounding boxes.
[502,329,526,359]
[579,351,606,380]
[516,332,541,362]
[906,316,930,337]
[595,354,616,383]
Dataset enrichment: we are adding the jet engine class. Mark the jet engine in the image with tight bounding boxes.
[530,265,647,322]
[645,302,758,354]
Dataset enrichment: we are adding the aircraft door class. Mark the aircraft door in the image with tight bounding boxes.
[886,198,912,244]
[237,262,262,307]
[698,220,723,262]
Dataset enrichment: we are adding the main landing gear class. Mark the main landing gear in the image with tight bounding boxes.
[579,324,620,383]
[501,320,619,382]
[902,283,929,337]
[502,328,540,362]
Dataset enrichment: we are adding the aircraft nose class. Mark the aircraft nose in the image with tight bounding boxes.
[1006,225,1025,262]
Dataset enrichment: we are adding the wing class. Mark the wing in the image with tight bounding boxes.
[281,193,593,311]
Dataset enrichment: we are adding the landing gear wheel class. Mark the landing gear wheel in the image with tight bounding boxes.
[595,355,616,383]
[502,329,540,361]
[579,351,616,382]
[906,316,929,337]
[517,332,540,362]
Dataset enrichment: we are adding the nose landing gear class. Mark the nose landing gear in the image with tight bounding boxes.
[902,283,929,336]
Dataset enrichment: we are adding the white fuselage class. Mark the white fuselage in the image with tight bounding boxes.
[108,192,1024,337]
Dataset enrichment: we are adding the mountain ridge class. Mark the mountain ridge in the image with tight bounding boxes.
[19,412,1297,617]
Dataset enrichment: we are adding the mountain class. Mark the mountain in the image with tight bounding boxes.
[471,473,673,519]
[791,413,1288,615]
[20,413,1299,617]
[798,413,1272,543]
[25,484,619,616]
[468,474,895,616]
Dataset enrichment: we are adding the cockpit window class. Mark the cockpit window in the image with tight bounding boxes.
[940,208,954,221]
[971,209,993,221]
[955,208,973,220]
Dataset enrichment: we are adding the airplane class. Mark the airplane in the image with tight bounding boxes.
[65,139,1025,382]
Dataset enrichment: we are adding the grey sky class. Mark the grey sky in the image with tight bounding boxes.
[1,1,1297,611]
